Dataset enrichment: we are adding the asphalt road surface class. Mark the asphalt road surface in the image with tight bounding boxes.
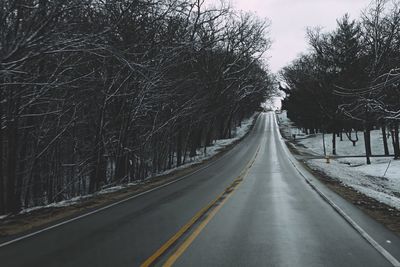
[1,112,400,267]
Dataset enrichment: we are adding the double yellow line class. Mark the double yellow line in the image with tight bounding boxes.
[141,145,261,267]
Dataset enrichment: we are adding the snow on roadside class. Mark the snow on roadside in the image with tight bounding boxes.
[277,110,393,156]
[277,110,400,210]
[15,183,141,216]
[1,113,259,219]
[308,158,400,210]
[19,195,94,215]
[299,130,393,157]
[143,113,258,178]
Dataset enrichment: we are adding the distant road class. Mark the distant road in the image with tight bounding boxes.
[1,112,400,267]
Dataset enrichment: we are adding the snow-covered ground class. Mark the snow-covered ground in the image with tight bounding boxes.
[307,158,400,209]
[149,113,258,177]
[17,184,136,215]
[2,113,259,219]
[277,110,400,210]
[277,111,393,157]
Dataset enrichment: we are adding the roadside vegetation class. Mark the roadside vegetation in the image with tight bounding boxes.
[0,0,274,215]
[280,0,400,164]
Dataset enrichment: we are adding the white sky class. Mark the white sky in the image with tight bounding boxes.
[231,0,372,73]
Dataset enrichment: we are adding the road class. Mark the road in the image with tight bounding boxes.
[1,112,400,267]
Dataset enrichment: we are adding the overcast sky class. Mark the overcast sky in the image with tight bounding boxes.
[231,0,372,73]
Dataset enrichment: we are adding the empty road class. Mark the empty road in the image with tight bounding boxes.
[1,112,400,267]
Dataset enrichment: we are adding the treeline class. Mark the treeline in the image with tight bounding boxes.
[0,0,274,214]
[280,0,400,163]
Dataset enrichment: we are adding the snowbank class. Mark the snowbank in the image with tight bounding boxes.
[277,111,400,210]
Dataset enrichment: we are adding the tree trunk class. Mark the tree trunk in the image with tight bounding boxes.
[6,118,20,213]
[0,100,4,214]
[394,123,400,159]
[204,120,214,154]
[364,106,371,164]
[332,132,336,155]
[176,130,182,167]
[364,129,371,165]
[89,136,106,191]
[382,125,389,156]
[114,153,127,184]
[189,130,198,158]
[170,143,174,168]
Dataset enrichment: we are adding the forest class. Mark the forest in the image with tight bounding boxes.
[0,0,274,214]
[280,0,400,164]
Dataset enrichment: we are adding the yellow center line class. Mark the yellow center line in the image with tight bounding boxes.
[163,177,242,267]
[140,194,223,267]
[141,145,260,267]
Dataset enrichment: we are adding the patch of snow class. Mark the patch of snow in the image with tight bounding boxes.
[307,158,400,210]
[145,113,258,179]
[98,185,125,194]
[0,214,10,220]
[277,110,394,157]
[299,130,392,157]
[278,110,400,210]
[5,113,258,218]
[19,195,94,215]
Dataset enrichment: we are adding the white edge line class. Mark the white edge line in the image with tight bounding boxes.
[273,113,400,267]
[0,116,262,249]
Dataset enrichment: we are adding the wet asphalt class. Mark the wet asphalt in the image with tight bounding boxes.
[174,113,399,267]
